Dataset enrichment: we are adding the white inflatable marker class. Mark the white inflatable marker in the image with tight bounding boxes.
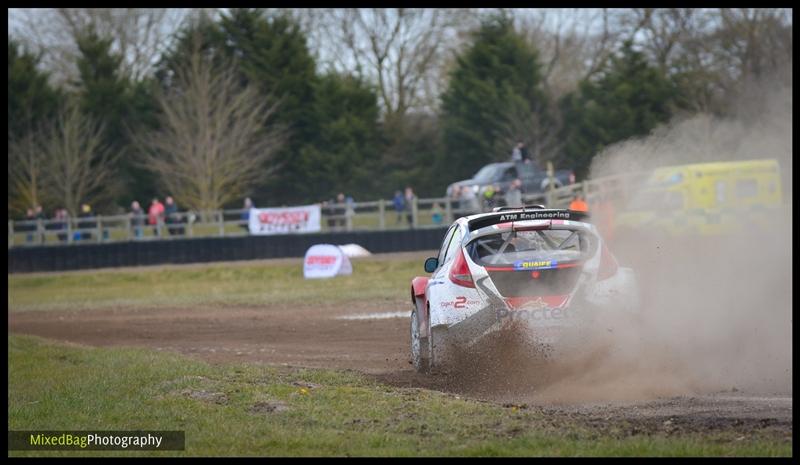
[338,243,372,257]
[303,244,352,279]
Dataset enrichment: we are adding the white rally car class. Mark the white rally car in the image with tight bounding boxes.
[410,205,639,372]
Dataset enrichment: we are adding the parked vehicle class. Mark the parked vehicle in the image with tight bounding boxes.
[446,161,575,211]
[616,159,783,237]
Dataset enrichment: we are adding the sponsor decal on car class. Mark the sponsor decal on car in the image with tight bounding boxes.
[440,296,481,309]
[496,305,571,322]
[513,259,557,270]
[498,211,571,221]
[496,296,573,325]
[469,210,585,231]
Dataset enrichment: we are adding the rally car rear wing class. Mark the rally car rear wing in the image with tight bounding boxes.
[468,208,589,232]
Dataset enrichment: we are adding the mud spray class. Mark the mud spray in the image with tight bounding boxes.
[444,76,792,405]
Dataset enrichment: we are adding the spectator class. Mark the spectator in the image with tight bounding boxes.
[23,208,36,243]
[322,200,336,230]
[404,186,416,228]
[431,202,444,226]
[392,190,405,224]
[33,205,48,244]
[241,197,253,231]
[505,178,523,207]
[334,192,347,230]
[511,140,532,164]
[76,203,95,241]
[345,195,355,230]
[130,201,145,239]
[164,196,183,236]
[482,184,499,211]
[149,197,165,236]
[569,193,589,213]
[54,208,69,242]
[460,184,478,213]
[449,185,461,215]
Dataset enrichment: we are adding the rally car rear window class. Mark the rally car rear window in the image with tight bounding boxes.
[467,229,596,266]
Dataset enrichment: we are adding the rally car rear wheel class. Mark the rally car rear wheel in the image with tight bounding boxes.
[410,305,430,373]
[429,326,451,371]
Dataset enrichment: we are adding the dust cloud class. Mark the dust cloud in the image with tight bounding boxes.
[544,75,793,403]
[443,76,792,405]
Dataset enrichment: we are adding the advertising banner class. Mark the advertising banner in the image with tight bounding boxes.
[248,205,321,235]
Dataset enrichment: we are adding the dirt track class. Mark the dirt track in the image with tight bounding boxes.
[9,300,792,439]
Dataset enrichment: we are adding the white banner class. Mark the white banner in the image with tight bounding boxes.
[248,204,321,235]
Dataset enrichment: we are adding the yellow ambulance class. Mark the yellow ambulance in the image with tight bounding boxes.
[616,159,783,236]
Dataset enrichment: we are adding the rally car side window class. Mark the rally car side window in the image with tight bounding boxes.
[442,226,463,265]
[437,225,457,265]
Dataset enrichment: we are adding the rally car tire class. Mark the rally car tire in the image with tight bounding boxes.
[410,305,431,373]
[429,326,451,372]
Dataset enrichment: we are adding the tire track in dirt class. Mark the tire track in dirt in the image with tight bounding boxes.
[9,301,792,438]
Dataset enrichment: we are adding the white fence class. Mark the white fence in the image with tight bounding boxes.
[8,173,644,248]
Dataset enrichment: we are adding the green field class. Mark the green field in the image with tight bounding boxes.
[8,335,789,457]
[8,257,792,456]
[8,256,422,312]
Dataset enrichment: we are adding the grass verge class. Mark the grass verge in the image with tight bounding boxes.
[8,335,790,457]
[8,256,423,312]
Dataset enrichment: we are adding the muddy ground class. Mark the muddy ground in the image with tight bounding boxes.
[9,298,792,440]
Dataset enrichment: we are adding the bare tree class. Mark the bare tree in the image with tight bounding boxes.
[9,8,192,84]
[625,8,793,114]
[41,102,119,216]
[133,38,285,213]
[8,130,48,215]
[712,9,792,87]
[292,8,479,120]
[514,9,631,99]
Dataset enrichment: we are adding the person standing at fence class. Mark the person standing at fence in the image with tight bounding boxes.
[130,201,145,239]
[334,193,347,230]
[322,200,336,230]
[32,205,45,244]
[22,208,35,243]
[449,185,461,215]
[392,190,405,225]
[482,184,499,211]
[345,195,355,230]
[54,208,69,242]
[76,203,95,241]
[149,197,165,236]
[569,193,589,213]
[241,197,253,231]
[431,202,444,225]
[505,178,523,207]
[460,184,478,213]
[404,186,416,228]
[164,196,183,236]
